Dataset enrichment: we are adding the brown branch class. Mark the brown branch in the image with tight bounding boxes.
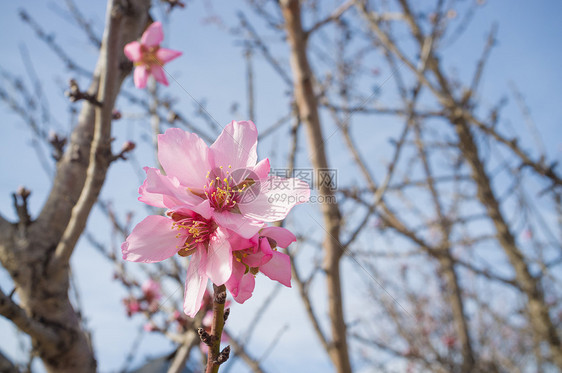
[412,116,475,372]
[469,24,497,97]
[0,287,59,345]
[19,10,92,77]
[395,0,562,366]
[287,249,329,352]
[225,334,266,373]
[280,1,351,371]
[0,349,19,373]
[0,1,152,372]
[50,1,124,268]
[305,0,354,37]
[166,329,199,373]
[205,284,228,373]
[238,12,293,88]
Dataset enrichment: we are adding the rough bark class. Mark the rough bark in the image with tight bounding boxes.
[0,0,151,371]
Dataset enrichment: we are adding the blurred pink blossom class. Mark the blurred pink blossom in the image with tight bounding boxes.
[124,22,182,88]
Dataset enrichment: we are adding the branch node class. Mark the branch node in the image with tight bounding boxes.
[65,79,102,107]
[12,186,32,226]
[198,328,212,346]
[215,345,230,365]
[111,141,136,162]
[48,131,67,161]
[223,307,230,322]
[214,290,227,304]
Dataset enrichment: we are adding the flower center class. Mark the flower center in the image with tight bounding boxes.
[203,166,255,212]
[168,212,214,256]
[135,45,161,68]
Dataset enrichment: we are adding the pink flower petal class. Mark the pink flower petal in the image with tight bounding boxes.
[205,227,233,285]
[260,226,296,248]
[156,48,182,63]
[211,120,258,170]
[141,21,164,47]
[134,65,149,89]
[253,158,270,179]
[158,128,212,190]
[226,260,255,304]
[260,251,292,287]
[124,41,142,62]
[238,176,310,222]
[225,260,245,298]
[171,200,213,221]
[184,249,209,317]
[227,232,257,252]
[213,211,264,239]
[122,215,184,263]
[151,65,169,86]
[244,237,273,267]
[139,167,202,209]
[233,272,255,304]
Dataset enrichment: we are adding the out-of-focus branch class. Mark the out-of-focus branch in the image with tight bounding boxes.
[226,335,266,373]
[413,120,475,372]
[469,24,497,97]
[357,1,562,188]
[0,349,19,373]
[287,249,329,352]
[238,12,293,88]
[64,0,102,47]
[280,1,351,371]
[0,287,59,345]
[305,0,354,37]
[19,10,92,77]
[393,0,562,367]
[167,329,199,373]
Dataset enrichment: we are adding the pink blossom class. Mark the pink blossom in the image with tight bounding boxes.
[122,207,237,317]
[124,22,182,89]
[141,278,162,301]
[141,279,162,313]
[226,226,295,303]
[123,298,141,317]
[122,120,308,317]
[144,323,157,332]
[442,335,457,348]
[140,120,310,239]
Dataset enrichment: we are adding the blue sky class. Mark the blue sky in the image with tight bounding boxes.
[1,1,561,372]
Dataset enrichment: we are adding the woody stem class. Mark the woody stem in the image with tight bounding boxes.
[205,284,228,373]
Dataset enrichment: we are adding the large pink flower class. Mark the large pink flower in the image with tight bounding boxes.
[123,120,309,317]
[124,21,182,89]
[226,226,295,303]
[141,120,310,239]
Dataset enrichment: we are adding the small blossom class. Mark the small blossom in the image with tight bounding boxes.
[124,22,182,88]
[144,323,157,332]
[226,226,295,303]
[123,298,141,317]
[442,335,457,348]
[141,278,162,301]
